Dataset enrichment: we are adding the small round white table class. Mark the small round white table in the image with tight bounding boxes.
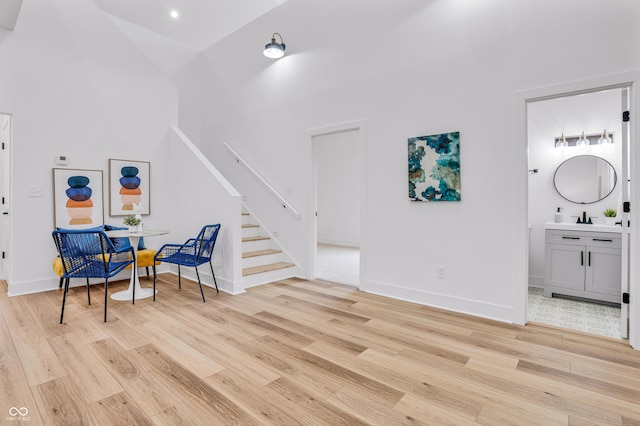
[104,229,168,301]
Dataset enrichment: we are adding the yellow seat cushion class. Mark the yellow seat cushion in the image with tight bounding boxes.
[135,249,161,268]
[52,249,160,277]
[52,257,64,277]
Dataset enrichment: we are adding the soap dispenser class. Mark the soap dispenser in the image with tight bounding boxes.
[555,207,563,223]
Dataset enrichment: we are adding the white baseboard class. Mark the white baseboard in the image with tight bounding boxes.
[7,270,132,297]
[528,275,544,288]
[361,279,516,324]
[155,266,242,295]
[317,238,360,248]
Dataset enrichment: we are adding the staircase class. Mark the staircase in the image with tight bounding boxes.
[242,211,296,288]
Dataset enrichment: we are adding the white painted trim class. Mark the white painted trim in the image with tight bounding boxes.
[7,270,132,297]
[630,78,640,349]
[514,70,640,349]
[363,279,515,324]
[224,142,300,218]
[8,278,65,297]
[172,127,240,197]
[156,269,239,295]
[317,239,360,248]
[0,113,11,283]
[308,119,366,288]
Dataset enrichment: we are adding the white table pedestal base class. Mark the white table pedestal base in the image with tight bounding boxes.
[108,234,158,301]
[111,286,156,301]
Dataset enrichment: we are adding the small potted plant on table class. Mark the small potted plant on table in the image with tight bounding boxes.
[123,214,142,232]
[604,208,617,226]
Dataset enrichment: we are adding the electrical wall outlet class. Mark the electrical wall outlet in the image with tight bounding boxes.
[437,266,446,279]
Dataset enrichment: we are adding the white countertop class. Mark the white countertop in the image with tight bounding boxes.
[545,222,625,233]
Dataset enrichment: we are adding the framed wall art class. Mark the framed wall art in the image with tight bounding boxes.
[109,159,151,216]
[52,168,104,229]
[408,131,461,202]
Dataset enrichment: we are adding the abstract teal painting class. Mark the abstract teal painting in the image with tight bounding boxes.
[408,131,461,202]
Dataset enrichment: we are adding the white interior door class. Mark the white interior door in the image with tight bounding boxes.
[620,88,631,339]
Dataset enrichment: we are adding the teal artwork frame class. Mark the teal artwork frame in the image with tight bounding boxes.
[408,131,461,202]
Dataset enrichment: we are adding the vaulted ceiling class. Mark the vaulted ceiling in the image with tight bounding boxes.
[2,0,287,49]
[90,0,288,50]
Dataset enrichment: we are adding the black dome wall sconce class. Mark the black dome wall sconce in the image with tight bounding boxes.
[263,33,286,59]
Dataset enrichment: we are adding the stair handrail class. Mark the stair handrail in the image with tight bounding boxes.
[225,143,300,219]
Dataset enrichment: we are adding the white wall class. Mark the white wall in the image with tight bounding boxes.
[527,90,623,286]
[2,0,638,332]
[316,130,360,247]
[0,0,192,294]
[162,128,242,294]
[193,0,640,323]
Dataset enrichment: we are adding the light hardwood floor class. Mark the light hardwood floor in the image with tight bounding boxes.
[1,275,640,425]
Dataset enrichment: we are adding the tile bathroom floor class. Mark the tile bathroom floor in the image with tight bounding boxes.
[528,287,622,339]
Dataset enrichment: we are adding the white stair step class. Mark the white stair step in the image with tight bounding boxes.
[242,249,283,268]
[243,262,295,277]
[242,263,297,289]
[242,236,271,251]
[243,249,281,258]
[242,236,269,242]
[239,208,296,288]
[241,224,261,238]
[241,212,250,225]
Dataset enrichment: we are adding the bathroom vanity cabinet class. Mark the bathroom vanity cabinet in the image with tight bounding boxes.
[544,225,622,304]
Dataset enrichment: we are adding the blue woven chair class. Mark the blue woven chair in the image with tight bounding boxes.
[52,229,135,324]
[153,224,221,302]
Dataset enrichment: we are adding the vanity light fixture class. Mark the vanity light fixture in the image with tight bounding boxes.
[555,133,569,150]
[554,132,614,149]
[597,129,613,147]
[576,131,589,150]
[263,33,286,59]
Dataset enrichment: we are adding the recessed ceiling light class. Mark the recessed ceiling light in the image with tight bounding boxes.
[170,10,179,19]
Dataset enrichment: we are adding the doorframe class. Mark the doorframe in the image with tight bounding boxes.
[0,113,11,283]
[514,70,640,349]
[307,119,366,287]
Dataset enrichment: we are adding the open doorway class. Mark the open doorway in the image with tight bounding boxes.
[527,88,629,339]
[314,129,360,285]
[309,120,366,287]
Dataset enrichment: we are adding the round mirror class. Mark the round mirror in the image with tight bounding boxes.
[553,155,617,204]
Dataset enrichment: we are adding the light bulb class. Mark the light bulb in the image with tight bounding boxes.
[576,131,589,150]
[555,134,568,150]
[597,129,612,147]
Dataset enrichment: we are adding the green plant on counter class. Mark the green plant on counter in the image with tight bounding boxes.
[604,208,617,218]
[123,214,141,226]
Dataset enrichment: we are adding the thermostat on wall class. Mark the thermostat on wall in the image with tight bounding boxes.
[55,155,69,165]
